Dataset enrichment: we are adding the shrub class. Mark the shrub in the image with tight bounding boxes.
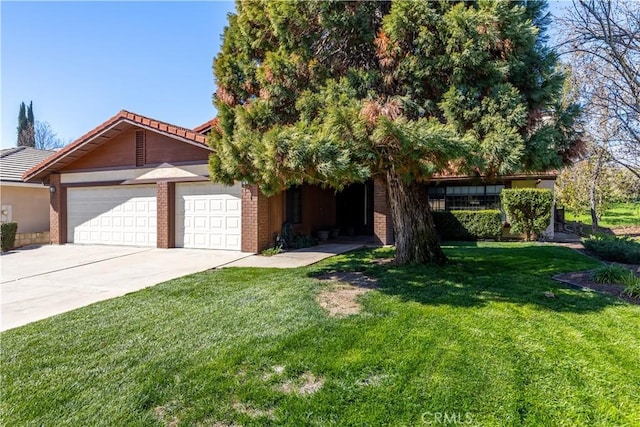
[261,247,283,257]
[432,210,502,241]
[1,222,18,252]
[593,265,631,284]
[501,188,553,241]
[582,235,640,264]
[292,234,318,249]
[621,272,640,298]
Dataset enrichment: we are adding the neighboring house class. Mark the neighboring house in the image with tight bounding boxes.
[1,147,56,247]
[23,110,556,253]
[427,172,557,239]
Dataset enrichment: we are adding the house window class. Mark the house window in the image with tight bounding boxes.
[428,185,504,211]
[135,130,146,167]
[286,185,302,224]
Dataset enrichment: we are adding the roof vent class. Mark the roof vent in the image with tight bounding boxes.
[135,130,145,166]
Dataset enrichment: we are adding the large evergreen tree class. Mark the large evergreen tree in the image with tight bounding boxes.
[209,0,580,264]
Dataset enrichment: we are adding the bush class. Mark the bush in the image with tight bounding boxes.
[582,235,640,264]
[432,210,502,241]
[1,222,18,252]
[292,234,318,249]
[261,247,282,257]
[501,188,553,241]
[593,265,631,284]
[621,272,640,298]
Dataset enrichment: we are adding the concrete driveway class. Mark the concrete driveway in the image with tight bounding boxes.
[1,244,250,331]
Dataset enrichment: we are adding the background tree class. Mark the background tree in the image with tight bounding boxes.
[556,158,640,224]
[557,0,640,179]
[16,102,29,147]
[17,101,36,147]
[210,0,580,264]
[34,121,65,150]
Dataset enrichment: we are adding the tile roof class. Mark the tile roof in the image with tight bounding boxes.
[23,110,211,183]
[193,118,219,134]
[0,147,56,183]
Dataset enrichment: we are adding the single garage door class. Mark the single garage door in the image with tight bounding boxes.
[67,185,157,246]
[175,182,242,250]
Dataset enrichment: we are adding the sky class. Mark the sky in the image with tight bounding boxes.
[1,1,236,149]
[0,1,571,150]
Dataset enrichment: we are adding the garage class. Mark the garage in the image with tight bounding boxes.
[175,182,242,250]
[67,185,157,246]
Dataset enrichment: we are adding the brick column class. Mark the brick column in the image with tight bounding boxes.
[373,178,394,245]
[156,181,175,248]
[49,173,67,245]
[241,184,270,253]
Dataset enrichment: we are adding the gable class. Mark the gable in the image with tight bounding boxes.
[62,127,211,171]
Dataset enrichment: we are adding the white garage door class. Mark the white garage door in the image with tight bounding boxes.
[67,185,157,246]
[175,182,242,250]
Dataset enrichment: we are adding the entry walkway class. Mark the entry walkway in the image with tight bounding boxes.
[223,237,379,268]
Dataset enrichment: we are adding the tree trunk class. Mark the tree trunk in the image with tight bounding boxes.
[589,151,605,234]
[386,169,447,265]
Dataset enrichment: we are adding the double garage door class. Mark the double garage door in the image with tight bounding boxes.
[67,182,241,250]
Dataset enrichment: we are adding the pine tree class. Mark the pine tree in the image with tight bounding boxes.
[209,0,581,264]
[17,102,28,146]
[26,101,36,147]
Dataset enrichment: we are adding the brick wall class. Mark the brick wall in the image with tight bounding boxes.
[14,232,50,248]
[156,181,175,248]
[241,185,270,253]
[49,174,67,244]
[373,178,394,245]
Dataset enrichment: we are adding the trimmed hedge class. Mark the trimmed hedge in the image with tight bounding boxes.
[1,222,18,252]
[582,235,640,264]
[501,188,553,241]
[432,210,502,241]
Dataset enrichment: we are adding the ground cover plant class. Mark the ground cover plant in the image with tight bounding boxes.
[582,235,640,264]
[2,243,639,426]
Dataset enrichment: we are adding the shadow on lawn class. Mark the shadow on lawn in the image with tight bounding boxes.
[310,245,623,314]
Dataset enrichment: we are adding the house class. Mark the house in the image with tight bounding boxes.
[1,147,56,247]
[23,110,556,253]
[427,172,557,239]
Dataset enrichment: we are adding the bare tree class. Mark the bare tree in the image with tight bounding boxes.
[34,121,64,150]
[558,0,640,179]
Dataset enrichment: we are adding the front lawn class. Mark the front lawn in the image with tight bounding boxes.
[2,243,639,426]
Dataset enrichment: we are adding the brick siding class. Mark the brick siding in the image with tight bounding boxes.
[49,174,67,244]
[241,185,270,253]
[156,181,175,248]
[373,178,394,245]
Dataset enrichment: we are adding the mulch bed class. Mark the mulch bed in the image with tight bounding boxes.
[553,270,639,305]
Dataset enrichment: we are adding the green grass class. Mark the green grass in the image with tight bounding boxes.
[565,202,640,227]
[2,243,639,426]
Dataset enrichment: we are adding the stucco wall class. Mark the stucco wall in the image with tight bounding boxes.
[1,184,50,233]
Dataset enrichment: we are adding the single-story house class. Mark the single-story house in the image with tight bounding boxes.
[1,147,56,247]
[23,110,556,253]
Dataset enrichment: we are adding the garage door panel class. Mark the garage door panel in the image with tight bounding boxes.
[176,182,242,250]
[67,186,157,246]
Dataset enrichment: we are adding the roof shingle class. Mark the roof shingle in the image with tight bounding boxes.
[0,147,56,183]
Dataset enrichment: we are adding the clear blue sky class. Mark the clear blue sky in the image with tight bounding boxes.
[1,1,236,148]
[1,1,570,150]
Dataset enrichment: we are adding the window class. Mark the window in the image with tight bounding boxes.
[286,186,302,224]
[428,185,504,211]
